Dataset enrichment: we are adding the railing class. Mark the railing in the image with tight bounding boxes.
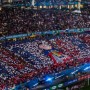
[0,28,90,40]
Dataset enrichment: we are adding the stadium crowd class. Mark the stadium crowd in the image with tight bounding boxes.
[0,32,90,89]
[0,6,90,89]
[0,8,90,36]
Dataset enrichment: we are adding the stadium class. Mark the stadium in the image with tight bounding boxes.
[0,0,90,90]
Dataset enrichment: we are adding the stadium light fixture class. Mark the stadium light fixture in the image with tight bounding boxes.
[45,76,54,82]
[84,66,90,71]
[71,69,78,75]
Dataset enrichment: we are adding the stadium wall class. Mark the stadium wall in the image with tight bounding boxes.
[0,28,90,41]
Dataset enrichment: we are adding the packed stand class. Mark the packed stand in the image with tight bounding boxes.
[0,8,90,36]
[0,47,39,89]
[0,33,90,89]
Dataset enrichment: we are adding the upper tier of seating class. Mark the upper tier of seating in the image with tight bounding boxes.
[35,0,69,6]
[0,8,90,37]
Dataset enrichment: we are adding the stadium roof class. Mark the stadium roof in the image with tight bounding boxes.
[0,0,89,7]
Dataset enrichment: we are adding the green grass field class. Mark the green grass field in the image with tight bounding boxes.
[80,85,90,90]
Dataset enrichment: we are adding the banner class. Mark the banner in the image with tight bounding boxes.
[0,28,90,40]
